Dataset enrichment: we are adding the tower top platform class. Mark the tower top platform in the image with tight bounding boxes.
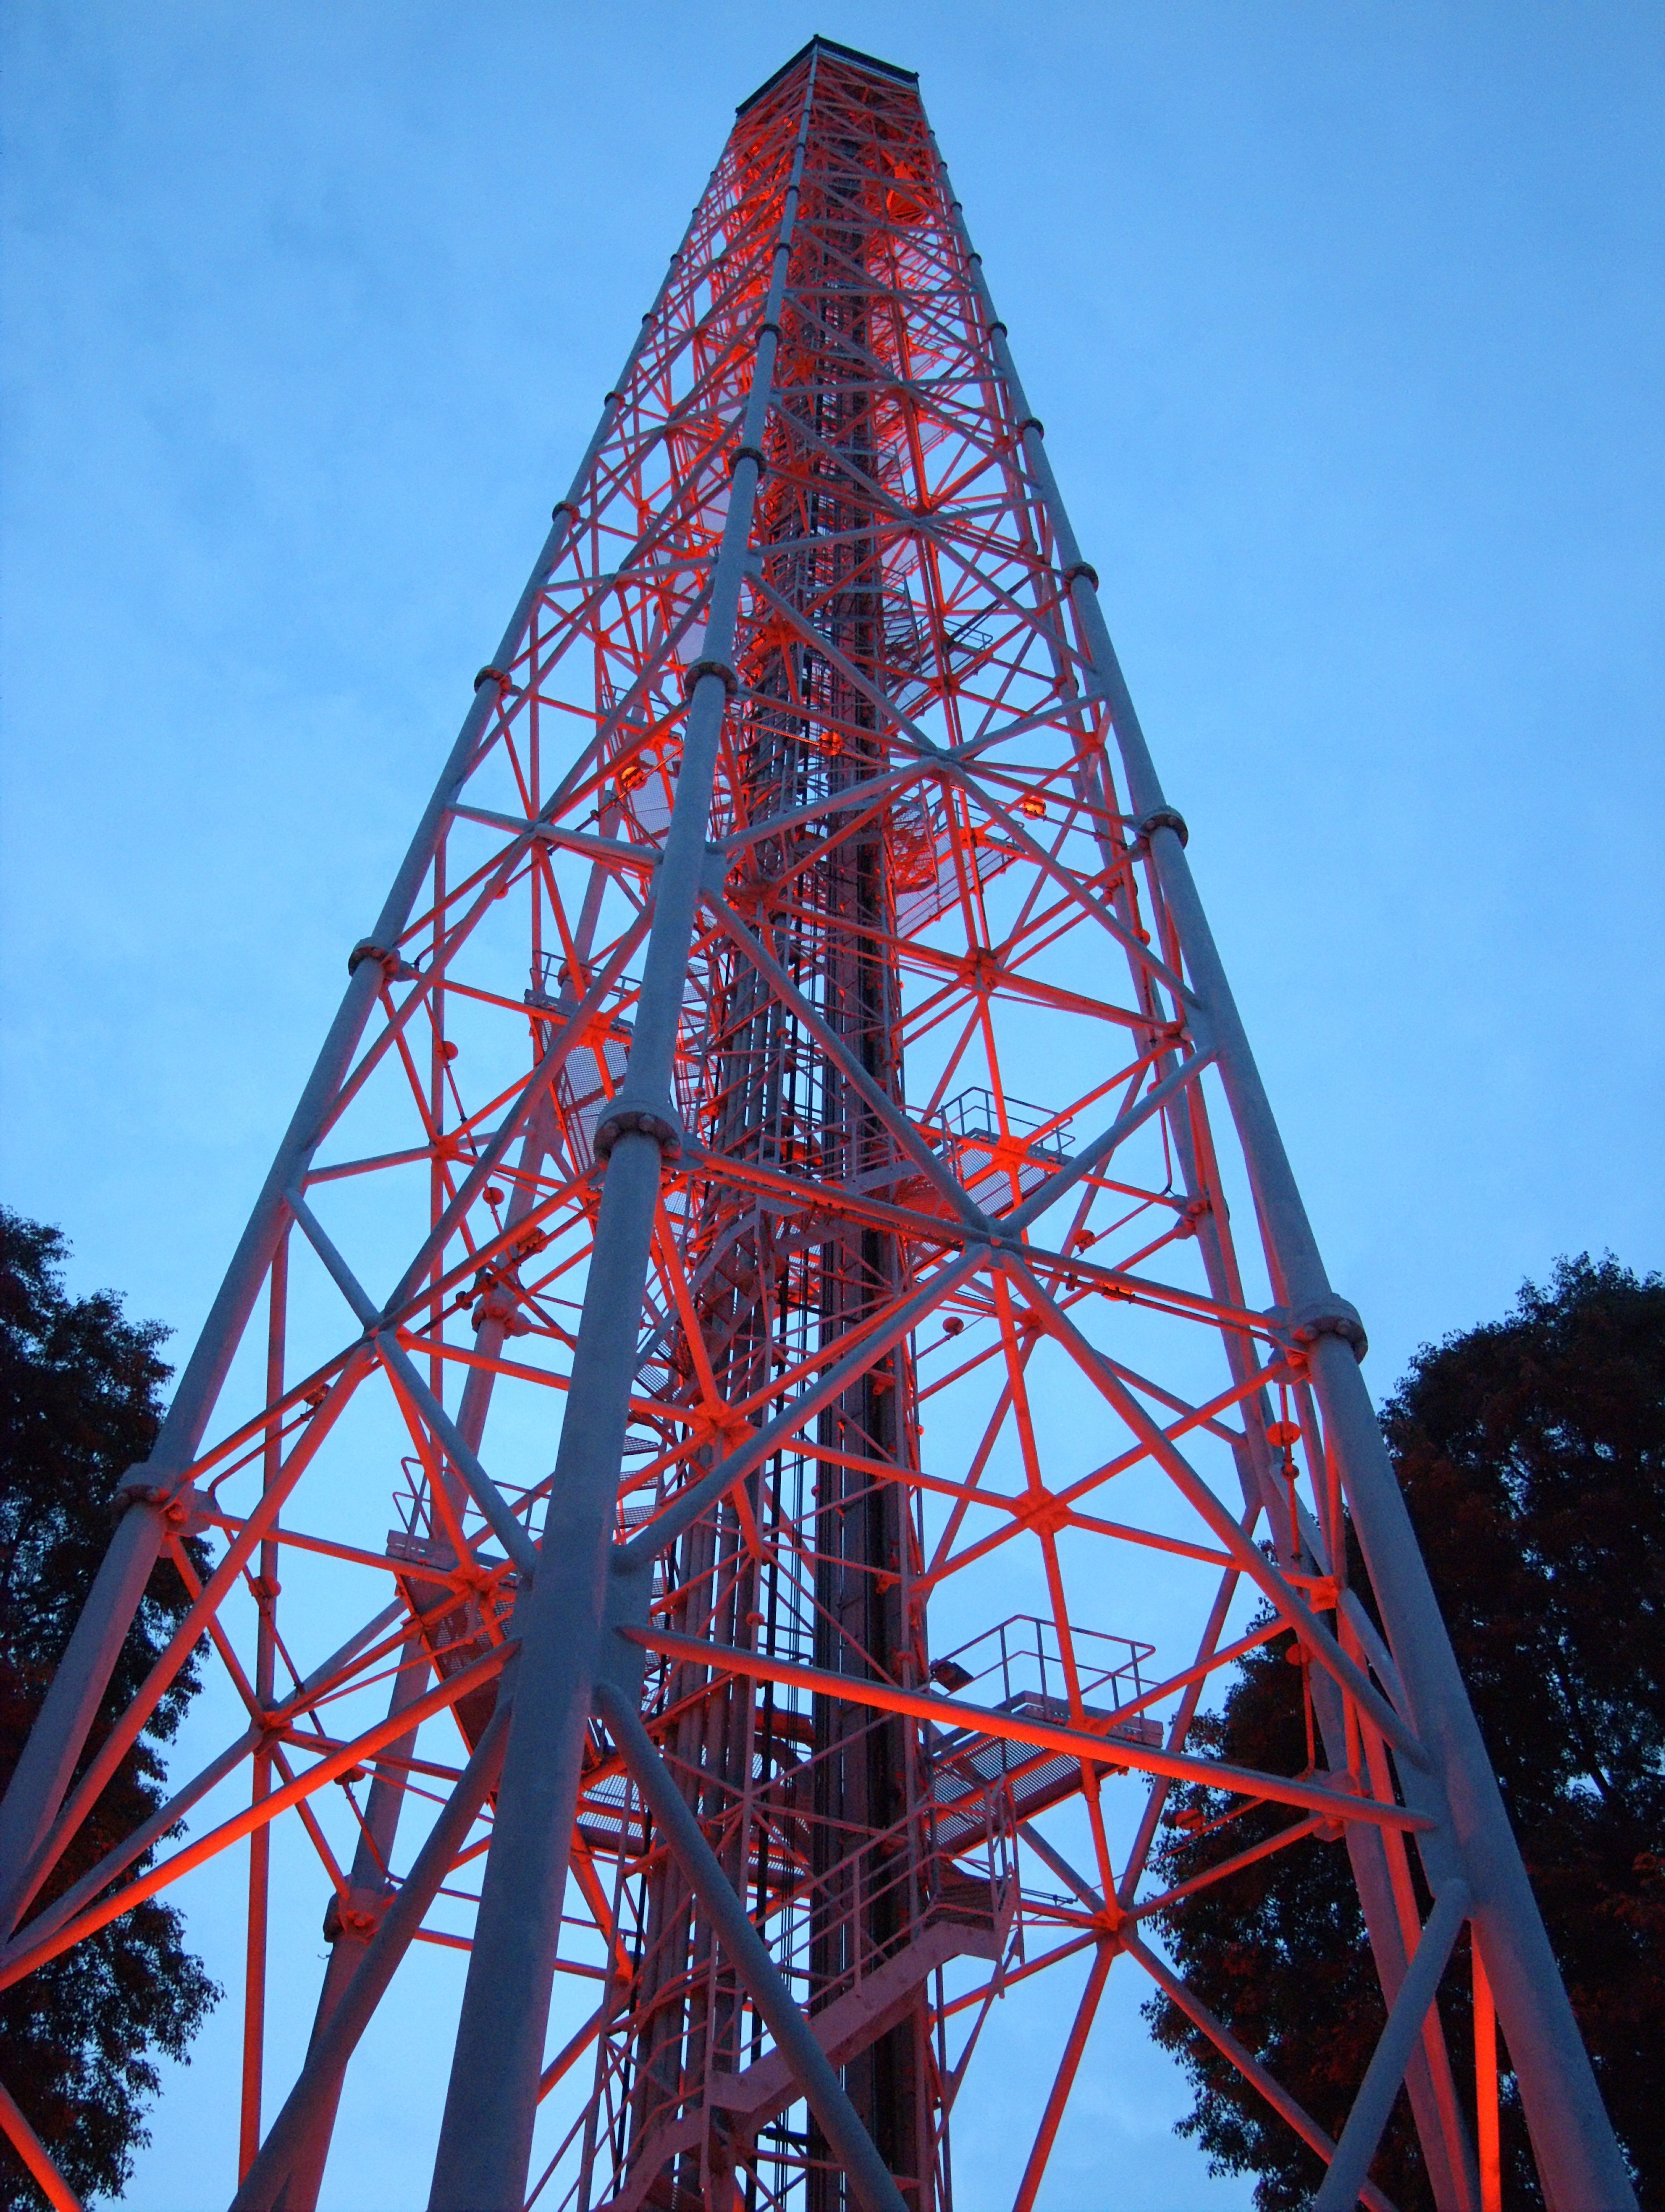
[737,33,917,115]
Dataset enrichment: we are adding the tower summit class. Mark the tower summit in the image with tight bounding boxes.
[0,37,1633,2212]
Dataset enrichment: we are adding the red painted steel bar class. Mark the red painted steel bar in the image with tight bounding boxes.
[0,2078,85,2212]
[1473,1940,1503,2212]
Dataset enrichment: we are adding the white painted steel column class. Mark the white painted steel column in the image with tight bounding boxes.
[428,70,824,2211]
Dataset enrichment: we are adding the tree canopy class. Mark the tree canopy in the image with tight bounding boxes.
[0,1206,218,2207]
[1143,1254,1665,2210]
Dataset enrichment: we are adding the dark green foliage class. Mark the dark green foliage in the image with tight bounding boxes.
[1143,1255,1665,2210]
[1141,1630,1472,2212]
[0,1207,219,2207]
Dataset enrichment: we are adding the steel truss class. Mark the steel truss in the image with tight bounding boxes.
[0,35,1635,2212]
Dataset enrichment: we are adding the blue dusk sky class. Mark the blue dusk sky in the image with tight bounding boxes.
[2,5,1661,2209]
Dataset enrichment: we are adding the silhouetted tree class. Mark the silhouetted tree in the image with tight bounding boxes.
[0,1207,218,2207]
[1143,1255,1664,2210]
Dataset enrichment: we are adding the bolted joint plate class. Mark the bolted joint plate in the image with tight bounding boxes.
[323,1882,394,1945]
[1288,1295,1369,1363]
[113,1472,212,1532]
[598,1551,654,1708]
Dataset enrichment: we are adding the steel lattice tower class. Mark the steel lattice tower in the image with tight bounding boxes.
[0,38,1636,2212]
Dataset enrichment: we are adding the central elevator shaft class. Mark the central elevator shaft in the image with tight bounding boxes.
[804,165,927,2209]
[620,94,934,2212]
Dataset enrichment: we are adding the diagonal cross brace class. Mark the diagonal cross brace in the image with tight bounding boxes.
[1312,1885,1472,2212]
[284,1187,538,1577]
[704,890,992,1233]
[0,2077,84,2212]
[1002,1254,1424,1767]
[615,1247,986,1570]
[1122,1933,1398,2212]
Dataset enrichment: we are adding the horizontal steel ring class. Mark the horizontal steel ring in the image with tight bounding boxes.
[1289,1297,1369,1363]
[593,1107,683,1163]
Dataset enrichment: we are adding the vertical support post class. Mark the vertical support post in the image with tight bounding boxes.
[929,151,1638,2212]
[427,73,820,2212]
[1473,1940,1501,2212]
[240,1235,287,2178]
[238,1664,271,2181]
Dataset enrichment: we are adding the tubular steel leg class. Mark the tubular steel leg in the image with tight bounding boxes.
[427,84,816,2206]
[932,155,1637,2212]
[1312,1886,1471,2212]
[0,1503,165,1938]
[595,1682,907,2212]
[425,1130,668,2212]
